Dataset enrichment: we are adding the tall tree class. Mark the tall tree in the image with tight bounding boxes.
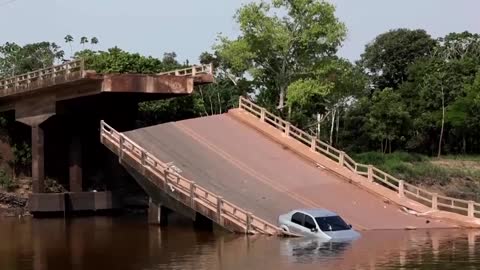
[80,36,89,49]
[215,0,346,110]
[366,88,410,153]
[64,34,74,58]
[359,29,437,91]
[90,37,99,49]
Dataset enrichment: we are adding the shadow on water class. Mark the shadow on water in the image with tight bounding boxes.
[2,214,480,270]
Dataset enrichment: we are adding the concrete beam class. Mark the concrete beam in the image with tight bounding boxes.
[15,95,55,126]
[101,74,195,94]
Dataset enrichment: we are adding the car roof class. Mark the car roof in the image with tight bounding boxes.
[294,208,338,217]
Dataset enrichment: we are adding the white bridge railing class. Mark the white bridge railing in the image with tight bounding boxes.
[0,59,84,91]
[158,64,213,76]
[239,96,480,219]
[0,60,213,96]
[100,120,283,236]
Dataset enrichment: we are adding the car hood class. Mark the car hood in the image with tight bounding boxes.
[324,229,360,241]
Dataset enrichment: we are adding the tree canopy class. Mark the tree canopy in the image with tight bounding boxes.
[215,0,346,110]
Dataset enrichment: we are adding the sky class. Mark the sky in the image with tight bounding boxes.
[1,0,479,63]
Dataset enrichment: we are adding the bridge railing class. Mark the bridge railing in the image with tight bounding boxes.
[99,120,283,236]
[0,59,84,91]
[239,96,480,219]
[157,64,214,76]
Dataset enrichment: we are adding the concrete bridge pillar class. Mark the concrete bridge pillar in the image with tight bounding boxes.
[31,124,45,193]
[15,97,56,193]
[148,198,168,226]
[69,135,83,192]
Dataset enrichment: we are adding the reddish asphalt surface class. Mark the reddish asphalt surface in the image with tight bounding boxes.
[125,114,456,230]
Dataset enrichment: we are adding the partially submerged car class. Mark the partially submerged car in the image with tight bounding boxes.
[278,209,360,240]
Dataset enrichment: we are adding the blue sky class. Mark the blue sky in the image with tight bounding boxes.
[1,0,479,63]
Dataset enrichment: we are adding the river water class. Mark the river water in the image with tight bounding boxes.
[1,215,480,270]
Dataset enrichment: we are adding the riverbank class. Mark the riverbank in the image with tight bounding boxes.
[0,191,27,217]
[352,152,480,200]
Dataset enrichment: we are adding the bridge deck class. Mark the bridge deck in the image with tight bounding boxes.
[125,113,456,230]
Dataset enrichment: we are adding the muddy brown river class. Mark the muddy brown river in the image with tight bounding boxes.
[1,215,479,270]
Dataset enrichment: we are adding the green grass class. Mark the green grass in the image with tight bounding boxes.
[351,151,480,188]
[438,155,480,161]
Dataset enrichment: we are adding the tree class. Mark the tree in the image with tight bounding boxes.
[407,32,480,156]
[162,52,181,70]
[75,47,166,74]
[197,51,253,116]
[90,37,99,46]
[286,57,366,144]
[64,34,74,58]
[359,29,437,90]
[80,36,89,49]
[0,42,21,77]
[366,88,410,153]
[215,0,346,110]
[0,42,64,78]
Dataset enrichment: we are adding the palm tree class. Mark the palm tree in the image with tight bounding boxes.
[64,34,74,58]
[80,36,89,49]
[90,37,99,49]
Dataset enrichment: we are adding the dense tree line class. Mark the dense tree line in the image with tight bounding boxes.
[1,0,480,159]
[209,0,480,157]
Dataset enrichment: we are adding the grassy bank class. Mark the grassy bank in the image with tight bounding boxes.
[351,152,480,200]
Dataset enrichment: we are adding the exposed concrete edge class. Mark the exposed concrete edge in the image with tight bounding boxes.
[228,108,480,229]
[121,161,197,221]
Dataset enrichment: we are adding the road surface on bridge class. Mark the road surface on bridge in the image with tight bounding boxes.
[125,113,456,230]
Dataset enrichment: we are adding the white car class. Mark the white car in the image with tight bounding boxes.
[278,208,360,240]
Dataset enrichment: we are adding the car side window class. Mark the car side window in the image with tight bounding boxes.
[291,212,304,225]
[304,215,317,229]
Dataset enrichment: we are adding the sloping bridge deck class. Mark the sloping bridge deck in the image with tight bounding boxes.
[124,113,455,231]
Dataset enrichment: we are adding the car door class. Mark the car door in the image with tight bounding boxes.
[288,212,306,235]
[303,214,320,237]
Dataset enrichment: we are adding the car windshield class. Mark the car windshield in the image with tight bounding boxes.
[315,215,350,231]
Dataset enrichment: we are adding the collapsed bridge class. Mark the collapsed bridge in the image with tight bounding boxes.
[100,97,480,235]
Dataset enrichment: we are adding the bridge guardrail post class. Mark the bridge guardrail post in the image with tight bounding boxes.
[246,212,252,234]
[310,137,316,151]
[217,196,223,225]
[338,151,345,166]
[432,193,438,210]
[190,183,196,208]
[99,122,105,144]
[367,165,373,182]
[398,180,405,198]
[163,170,169,191]
[118,136,124,162]
[260,108,266,122]
[468,201,475,218]
[141,150,147,173]
[284,122,290,137]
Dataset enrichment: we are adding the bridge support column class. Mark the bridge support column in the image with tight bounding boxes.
[148,198,168,226]
[31,125,45,193]
[69,135,83,192]
[15,97,56,194]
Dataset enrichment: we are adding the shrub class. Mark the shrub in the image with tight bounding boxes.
[0,169,16,192]
[10,142,32,177]
[352,152,386,165]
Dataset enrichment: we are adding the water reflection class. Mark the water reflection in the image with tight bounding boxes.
[281,238,353,264]
[1,215,480,270]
